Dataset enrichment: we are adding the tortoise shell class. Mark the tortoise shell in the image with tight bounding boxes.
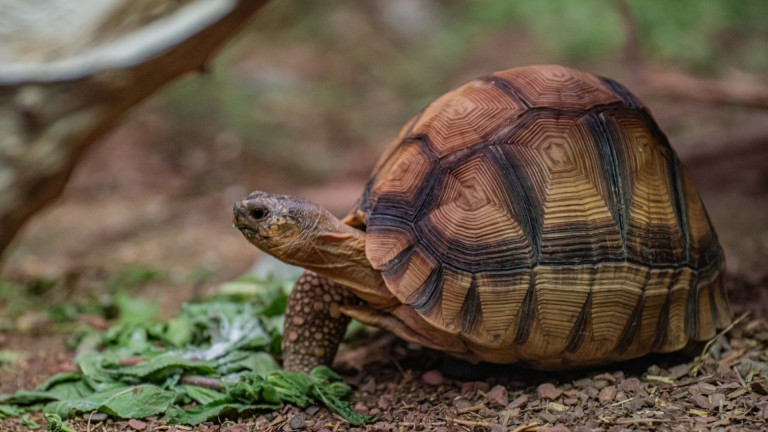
[352,65,729,366]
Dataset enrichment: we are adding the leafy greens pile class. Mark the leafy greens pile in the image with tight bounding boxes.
[0,277,373,426]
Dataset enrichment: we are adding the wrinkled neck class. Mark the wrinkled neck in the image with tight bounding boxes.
[281,209,394,307]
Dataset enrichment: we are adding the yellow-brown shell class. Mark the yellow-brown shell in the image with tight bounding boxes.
[354,65,729,365]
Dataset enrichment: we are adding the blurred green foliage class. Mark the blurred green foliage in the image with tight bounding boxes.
[157,0,766,183]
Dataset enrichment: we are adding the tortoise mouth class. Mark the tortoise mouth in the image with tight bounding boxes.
[235,224,258,238]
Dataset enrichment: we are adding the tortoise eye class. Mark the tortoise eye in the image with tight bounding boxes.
[251,207,269,220]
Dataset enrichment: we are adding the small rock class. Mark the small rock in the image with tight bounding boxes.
[690,382,717,395]
[573,377,592,388]
[419,403,430,413]
[538,383,562,400]
[487,385,509,407]
[563,389,579,398]
[619,377,641,393]
[0,333,7,347]
[508,394,529,409]
[583,386,599,399]
[461,381,490,396]
[585,419,600,429]
[453,398,473,410]
[629,395,644,411]
[751,379,768,395]
[422,370,444,386]
[564,397,579,406]
[710,393,726,410]
[598,386,617,405]
[128,419,147,431]
[540,411,559,424]
[615,390,627,402]
[667,364,690,380]
[369,408,380,415]
[691,394,710,410]
[593,372,616,382]
[360,378,376,393]
[490,424,506,432]
[377,393,393,410]
[289,414,305,430]
[306,406,320,416]
[647,364,661,375]
[353,403,368,415]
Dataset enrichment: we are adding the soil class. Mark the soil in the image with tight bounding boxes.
[1,138,768,432]
[2,15,768,430]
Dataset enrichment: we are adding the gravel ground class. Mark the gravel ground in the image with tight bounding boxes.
[1,275,767,432]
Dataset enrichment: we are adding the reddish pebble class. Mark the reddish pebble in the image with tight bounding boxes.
[537,383,562,400]
[598,385,617,405]
[619,377,641,393]
[128,419,147,431]
[508,394,529,409]
[487,385,509,407]
[421,370,444,386]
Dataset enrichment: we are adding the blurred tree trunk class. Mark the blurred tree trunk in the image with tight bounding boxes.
[0,0,270,262]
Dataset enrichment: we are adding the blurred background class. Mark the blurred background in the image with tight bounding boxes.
[2,0,767,320]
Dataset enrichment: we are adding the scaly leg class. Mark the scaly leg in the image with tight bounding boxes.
[282,270,358,373]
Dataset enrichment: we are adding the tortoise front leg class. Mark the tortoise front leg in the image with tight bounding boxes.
[282,270,358,373]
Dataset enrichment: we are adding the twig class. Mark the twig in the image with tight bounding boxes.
[701,312,750,357]
[511,422,539,432]
[86,410,97,432]
[612,397,634,407]
[456,403,485,414]
[179,375,224,390]
[670,375,714,389]
[449,418,491,427]
[691,312,750,375]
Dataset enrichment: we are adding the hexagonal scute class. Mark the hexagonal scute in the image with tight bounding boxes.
[411,79,527,158]
[501,112,624,263]
[416,151,535,271]
[494,65,621,110]
[368,139,437,220]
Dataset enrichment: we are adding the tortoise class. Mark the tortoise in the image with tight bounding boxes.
[233,65,730,373]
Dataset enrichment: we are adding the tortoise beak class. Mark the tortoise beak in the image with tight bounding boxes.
[232,200,252,232]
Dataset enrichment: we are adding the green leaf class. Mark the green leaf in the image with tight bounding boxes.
[115,291,157,325]
[181,385,226,405]
[119,353,216,379]
[0,404,23,418]
[20,413,42,429]
[44,385,176,419]
[163,314,192,348]
[44,414,76,432]
[218,351,279,376]
[166,401,278,425]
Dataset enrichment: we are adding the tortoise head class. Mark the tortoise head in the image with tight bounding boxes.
[233,191,321,260]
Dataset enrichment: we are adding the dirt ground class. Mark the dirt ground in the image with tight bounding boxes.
[1,121,767,432]
[2,7,768,429]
